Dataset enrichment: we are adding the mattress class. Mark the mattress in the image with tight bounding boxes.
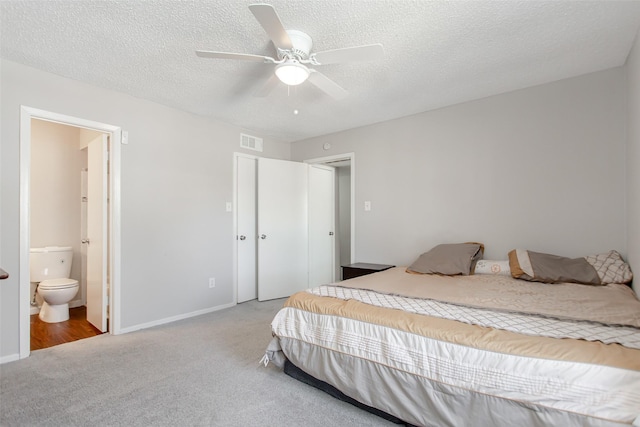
[264,268,640,427]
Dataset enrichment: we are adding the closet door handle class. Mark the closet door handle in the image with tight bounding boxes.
[81,239,90,245]
[329,232,334,236]
[239,235,246,240]
[260,234,267,239]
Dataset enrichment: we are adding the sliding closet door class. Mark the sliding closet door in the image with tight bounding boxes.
[257,158,308,301]
[236,156,257,303]
[308,164,335,287]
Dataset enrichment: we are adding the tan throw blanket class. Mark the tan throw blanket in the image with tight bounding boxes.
[283,291,640,370]
[338,267,640,327]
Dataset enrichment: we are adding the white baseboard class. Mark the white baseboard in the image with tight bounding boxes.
[2,302,237,363]
[117,301,236,335]
[69,300,83,309]
[0,353,21,365]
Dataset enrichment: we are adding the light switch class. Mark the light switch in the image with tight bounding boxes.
[364,201,371,211]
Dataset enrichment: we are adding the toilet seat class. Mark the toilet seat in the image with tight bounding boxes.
[39,278,78,290]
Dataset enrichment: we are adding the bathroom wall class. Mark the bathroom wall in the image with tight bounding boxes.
[78,128,104,149]
[30,119,85,307]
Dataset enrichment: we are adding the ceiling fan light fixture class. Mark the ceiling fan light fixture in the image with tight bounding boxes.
[275,61,310,86]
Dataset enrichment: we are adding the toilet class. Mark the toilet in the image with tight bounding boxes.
[30,246,79,323]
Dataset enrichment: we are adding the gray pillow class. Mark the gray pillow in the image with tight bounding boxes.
[509,249,632,285]
[407,243,484,276]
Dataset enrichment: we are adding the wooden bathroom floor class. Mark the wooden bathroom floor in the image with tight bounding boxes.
[31,306,103,351]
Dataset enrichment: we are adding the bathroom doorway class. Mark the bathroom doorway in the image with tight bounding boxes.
[19,107,122,358]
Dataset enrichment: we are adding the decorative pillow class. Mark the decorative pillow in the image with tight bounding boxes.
[508,249,633,285]
[407,242,484,276]
[474,260,511,276]
[584,250,633,284]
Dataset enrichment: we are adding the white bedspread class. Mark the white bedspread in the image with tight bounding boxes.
[271,303,640,426]
[266,270,640,426]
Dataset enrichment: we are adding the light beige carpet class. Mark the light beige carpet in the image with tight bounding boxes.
[0,298,393,426]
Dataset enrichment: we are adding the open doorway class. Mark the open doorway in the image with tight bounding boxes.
[29,120,107,349]
[19,107,122,358]
[304,153,355,280]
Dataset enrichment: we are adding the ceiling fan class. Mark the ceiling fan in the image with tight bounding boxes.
[196,3,384,99]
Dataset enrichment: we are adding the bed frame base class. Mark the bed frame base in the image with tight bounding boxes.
[283,359,416,426]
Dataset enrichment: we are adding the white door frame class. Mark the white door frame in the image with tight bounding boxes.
[304,153,356,264]
[19,106,122,358]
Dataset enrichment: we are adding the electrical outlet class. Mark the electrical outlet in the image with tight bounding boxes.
[209,277,215,288]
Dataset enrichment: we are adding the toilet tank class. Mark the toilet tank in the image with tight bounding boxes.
[30,246,74,282]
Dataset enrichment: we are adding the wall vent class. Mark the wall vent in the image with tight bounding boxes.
[240,133,263,152]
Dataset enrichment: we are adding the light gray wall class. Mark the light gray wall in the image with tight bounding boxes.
[292,68,627,266]
[0,59,290,360]
[626,29,640,296]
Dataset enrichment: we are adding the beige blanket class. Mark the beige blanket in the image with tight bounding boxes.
[284,291,640,370]
[339,267,640,327]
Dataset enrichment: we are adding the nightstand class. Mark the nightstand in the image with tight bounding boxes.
[341,263,395,280]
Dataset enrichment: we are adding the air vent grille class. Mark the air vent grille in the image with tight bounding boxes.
[240,133,263,152]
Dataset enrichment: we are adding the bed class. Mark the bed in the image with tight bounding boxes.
[262,244,640,427]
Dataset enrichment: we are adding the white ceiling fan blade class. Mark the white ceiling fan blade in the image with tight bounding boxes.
[307,70,348,100]
[313,43,384,65]
[248,4,293,51]
[196,50,273,63]
[254,74,280,97]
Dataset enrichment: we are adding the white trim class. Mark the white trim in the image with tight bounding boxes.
[309,163,335,172]
[0,354,21,365]
[118,301,236,334]
[19,108,31,358]
[69,300,84,309]
[304,153,356,264]
[110,129,122,334]
[19,106,122,359]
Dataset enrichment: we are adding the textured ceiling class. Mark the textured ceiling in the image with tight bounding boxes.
[2,1,640,142]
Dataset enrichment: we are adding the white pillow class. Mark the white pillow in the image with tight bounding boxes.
[474,260,511,276]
